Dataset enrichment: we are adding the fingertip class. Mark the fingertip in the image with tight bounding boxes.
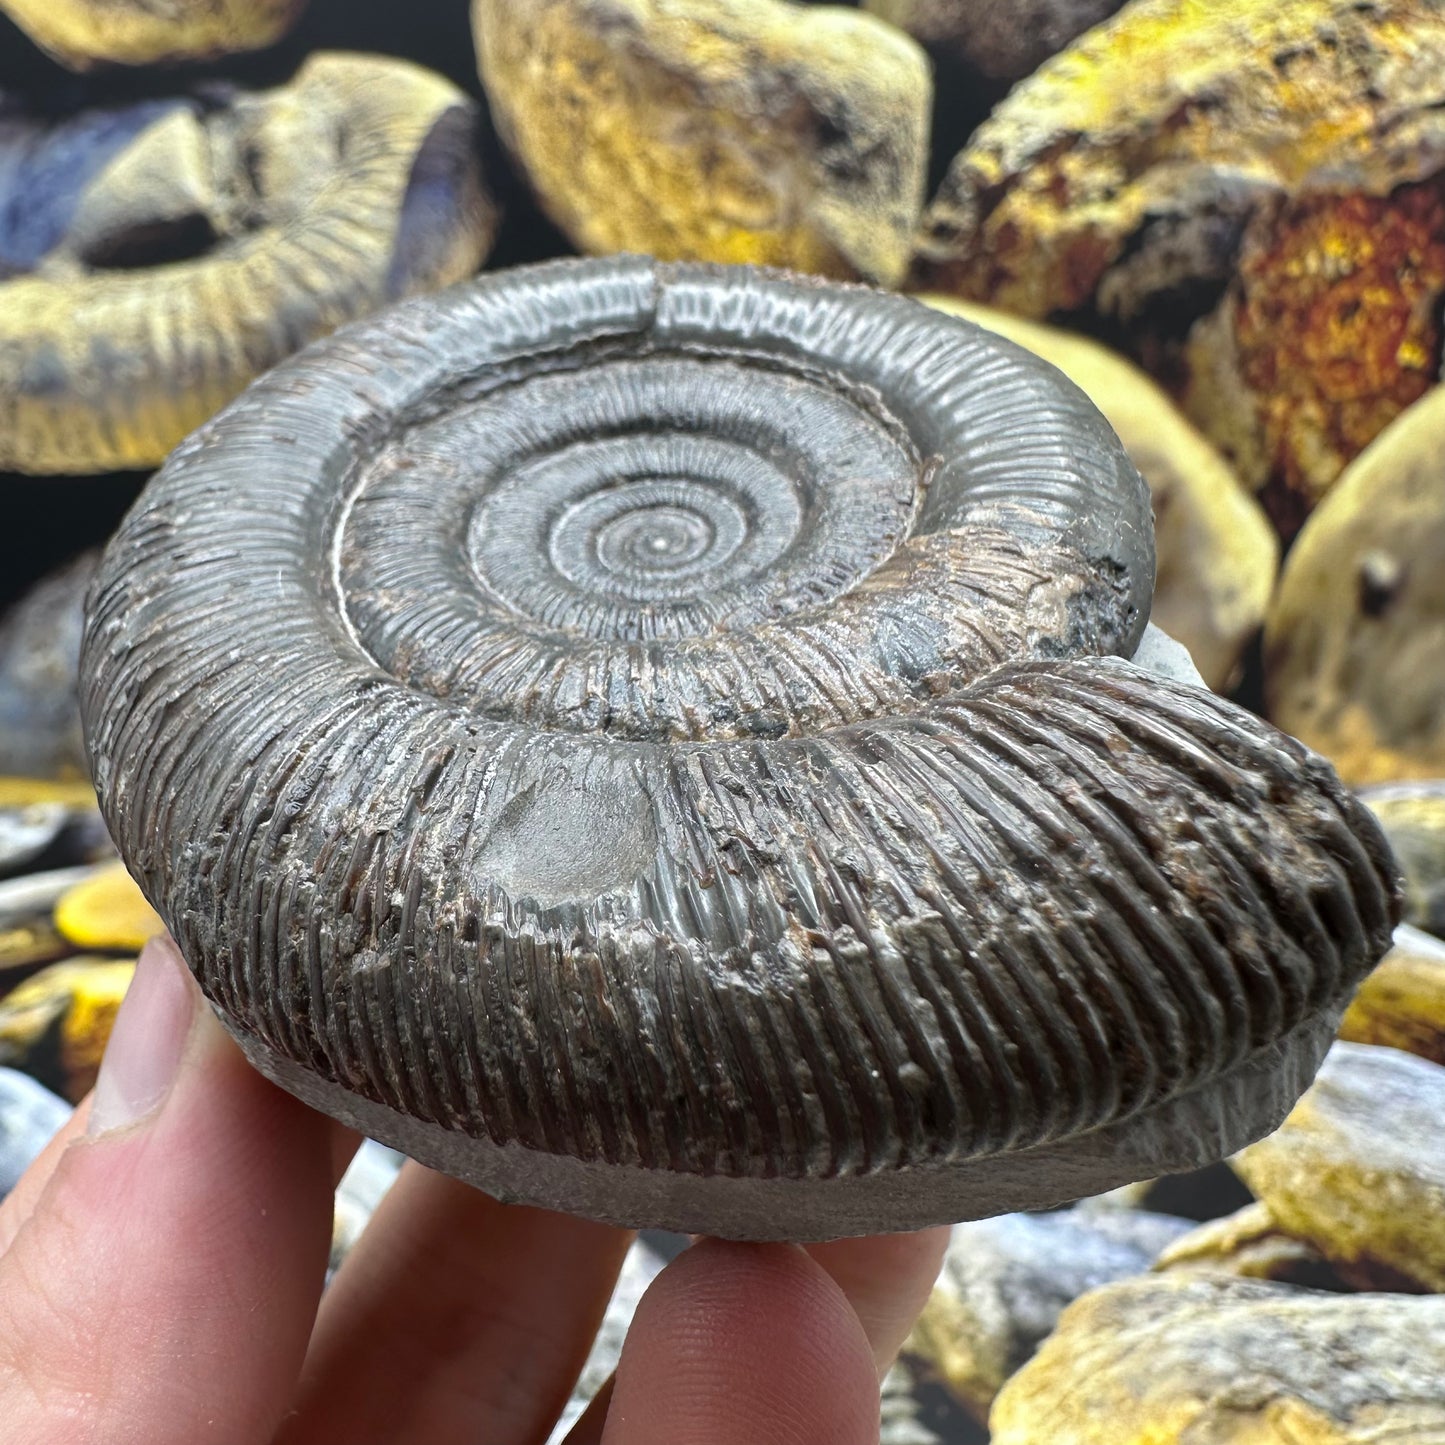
[604,1239,879,1445]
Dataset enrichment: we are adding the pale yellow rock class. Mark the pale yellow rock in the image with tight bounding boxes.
[474,0,931,285]
[919,296,1276,689]
[1339,923,1445,1064]
[1234,1041,1445,1291]
[1265,386,1445,786]
[0,0,307,69]
[54,862,164,953]
[991,1273,1445,1444]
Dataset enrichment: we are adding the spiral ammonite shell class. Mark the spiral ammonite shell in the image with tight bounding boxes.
[0,53,495,474]
[81,258,1399,1240]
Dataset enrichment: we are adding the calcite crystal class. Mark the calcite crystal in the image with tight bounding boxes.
[473,0,931,285]
[921,296,1276,690]
[1265,385,1445,785]
[990,1274,1445,1444]
[916,0,1445,534]
[1234,1041,1445,1292]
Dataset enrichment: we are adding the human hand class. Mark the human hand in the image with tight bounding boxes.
[0,936,948,1444]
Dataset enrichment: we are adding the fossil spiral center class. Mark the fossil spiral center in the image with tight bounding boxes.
[336,351,920,734]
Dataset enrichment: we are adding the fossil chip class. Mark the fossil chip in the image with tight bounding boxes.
[864,0,1124,80]
[0,52,496,474]
[80,258,1398,1239]
[1234,1041,1445,1292]
[473,0,930,285]
[990,1273,1445,1444]
[1359,783,1445,937]
[1265,385,1445,786]
[906,1208,1192,1422]
[916,0,1445,535]
[0,0,308,69]
[1339,924,1445,1064]
[920,296,1276,690]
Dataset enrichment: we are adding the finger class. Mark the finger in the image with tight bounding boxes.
[603,1239,880,1445]
[806,1226,951,1373]
[0,1095,90,1256]
[276,1164,632,1445]
[0,936,336,1445]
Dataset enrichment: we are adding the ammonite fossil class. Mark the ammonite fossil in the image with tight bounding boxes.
[0,53,495,474]
[0,0,308,70]
[81,258,1399,1240]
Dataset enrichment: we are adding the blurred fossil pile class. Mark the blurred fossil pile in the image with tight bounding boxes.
[0,0,1441,1438]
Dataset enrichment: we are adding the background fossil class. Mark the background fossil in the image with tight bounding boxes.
[1233,1040,1445,1292]
[0,0,309,69]
[864,0,1124,80]
[0,51,496,474]
[989,1273,1445,1443]
[914,0,1445,538]
[1265,385,1445,786]
[920,295,1277,691]
[473,0,931,285]
[80,257,1398,1240]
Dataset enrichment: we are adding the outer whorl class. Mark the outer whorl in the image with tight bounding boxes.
[80,258,1399,1240]
[0,53,495,474]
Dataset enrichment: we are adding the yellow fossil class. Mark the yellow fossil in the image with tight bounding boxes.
[0,0,308,69]
[0,52,496,474]
[473,0,930,285]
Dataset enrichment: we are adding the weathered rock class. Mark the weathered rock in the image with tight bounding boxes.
[921,296,1276,690]
[991,1273,1445,1444]
[916,0,1445,536]
[1234,1041,1445,1292]
[1339,924,1445,1064]
[865,0,1124,80]
[0,54,496,473]
[0,957,135,1103]
[0,1066,69,1198]
[1082,1160,1256,1222]
[905,1208,1192,1421]
[1153,1201,1342,1286]
[53,861,162,953]
[1265,386,1445,785]
[1360,782,1445,937]
[0,553,95,782]
[0,0,308,69]
[474,0,931,285]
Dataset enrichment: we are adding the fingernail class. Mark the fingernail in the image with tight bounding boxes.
[87,935,198,1137]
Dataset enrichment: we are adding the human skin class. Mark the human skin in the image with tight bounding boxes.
[0,936,948,1444]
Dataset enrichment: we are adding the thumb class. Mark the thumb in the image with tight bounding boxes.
[0,936,336,1445]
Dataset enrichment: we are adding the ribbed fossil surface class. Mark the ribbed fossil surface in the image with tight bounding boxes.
[81,258,1399,1238]
[0,52,496,474]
